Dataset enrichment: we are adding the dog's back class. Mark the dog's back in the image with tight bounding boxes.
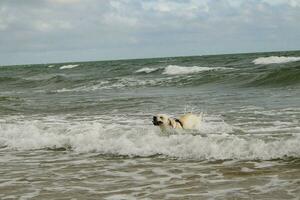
[179,113,202,129]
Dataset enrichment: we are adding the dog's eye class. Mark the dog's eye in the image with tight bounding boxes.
[160,116,163,119]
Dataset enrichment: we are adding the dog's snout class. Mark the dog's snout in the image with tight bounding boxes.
[152,116,160,126]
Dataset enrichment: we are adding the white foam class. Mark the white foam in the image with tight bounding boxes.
[135,67,159,73]
[1,117,300,161]
[163,65,229,75]
[59,64,79,69]
[253,56,300,65]
[48,65,55,68]
[55,81,110,93]
[55,77,173,92]
[240,167,255,172]
[254,162,277,169]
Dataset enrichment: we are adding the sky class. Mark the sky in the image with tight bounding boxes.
[0,0,300,65]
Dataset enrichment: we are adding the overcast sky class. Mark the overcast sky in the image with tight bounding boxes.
[0,0,300,65]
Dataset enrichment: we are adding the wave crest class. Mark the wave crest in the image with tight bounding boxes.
[1,117,300,160]
[60,64,79,69]
[253,56,300,65]
[163,65,229,75]
[135,67,160,74]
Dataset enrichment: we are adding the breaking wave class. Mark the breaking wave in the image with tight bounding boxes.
[253,56,300,65]
[135,67,160,74]
[162,65,231,75]
[1,117,300,161]
[134,65,231,75]
[60,64,79,69]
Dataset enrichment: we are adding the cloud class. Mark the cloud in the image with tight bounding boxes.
[0,0,299,65]
[262,0,300,7]
[48,0,82,4]
[142,0,209,16]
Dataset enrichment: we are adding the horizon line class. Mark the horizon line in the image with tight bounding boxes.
[1,49,300,67]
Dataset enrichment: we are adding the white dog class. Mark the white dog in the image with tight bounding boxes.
[152,113,202,131]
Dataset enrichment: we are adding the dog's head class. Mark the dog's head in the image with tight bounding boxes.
[153,114,177,129]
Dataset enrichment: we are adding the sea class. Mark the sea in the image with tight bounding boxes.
[1,51,300,199]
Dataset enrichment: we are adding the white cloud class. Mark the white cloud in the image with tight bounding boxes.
[226,0,243,8]
[48,0,82,4]
[141,0,210,19]
[289,0,300,7]
[102,13,138,28]
[34,20,72,32]
[262,0,300,7]
[0,6,15,31]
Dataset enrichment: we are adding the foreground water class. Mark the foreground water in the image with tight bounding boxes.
[1,51,300,199]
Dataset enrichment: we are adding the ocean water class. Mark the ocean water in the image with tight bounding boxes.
[1,51,300,199]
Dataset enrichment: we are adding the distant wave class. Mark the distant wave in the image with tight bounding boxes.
[246,66,300,86]
[135,67,160,73]
[55,77,170,92]
[163,65,230,75]
[0,77,19,83]
[60,64,79,69]
[48,65,55,68]
[253,56,300,65]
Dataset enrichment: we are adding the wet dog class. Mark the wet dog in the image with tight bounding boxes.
[152,113,202,131]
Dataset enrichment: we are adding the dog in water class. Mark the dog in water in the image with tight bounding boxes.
[152,113,202,132]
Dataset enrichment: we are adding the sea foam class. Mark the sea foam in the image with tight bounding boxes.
[163,65,229,75]
[60,64,79,69]
[1,116,300,161]
[135,67,160,73]
[253,56,300,65]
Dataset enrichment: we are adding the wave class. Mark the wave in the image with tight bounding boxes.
[246,66,300,86]
[55,65,300,93]
[1,117,300,160]
[0,77,19,83]
[55,77,170,92]
[135,67,160,74]
[2,54,300,92]
[1,74,87,90]
[253,56,300,65]
[0,96,22,102]
[60,64,79,69]
[162,65,230,75]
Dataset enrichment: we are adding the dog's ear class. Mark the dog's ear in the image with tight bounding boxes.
[168,119,177,128]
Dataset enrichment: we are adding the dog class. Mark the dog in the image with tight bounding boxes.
[152,113,202,132]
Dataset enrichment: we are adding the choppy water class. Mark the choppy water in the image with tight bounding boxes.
[1,51,300,199]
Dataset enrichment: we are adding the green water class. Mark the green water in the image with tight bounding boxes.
[0,51,300,199]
